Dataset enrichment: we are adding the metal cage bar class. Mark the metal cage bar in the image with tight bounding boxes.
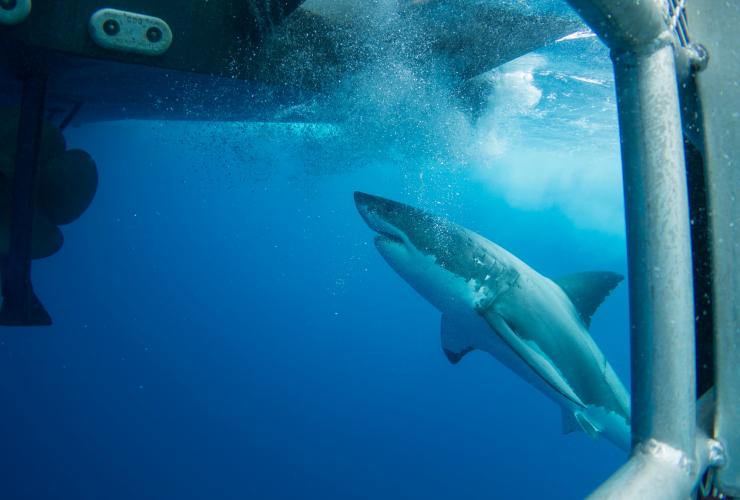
[684,0,740,495]
[564,0,709,497]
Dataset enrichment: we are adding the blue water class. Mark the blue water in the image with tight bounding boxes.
[1,9,631,500]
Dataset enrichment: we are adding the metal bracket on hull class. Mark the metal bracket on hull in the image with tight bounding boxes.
[89,9,173,56]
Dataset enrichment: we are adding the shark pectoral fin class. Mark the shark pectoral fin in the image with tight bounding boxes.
[481,311,585,408]
[441,314,475,364]
[553,271,624,328]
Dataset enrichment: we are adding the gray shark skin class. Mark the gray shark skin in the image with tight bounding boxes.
[354,191,631,451]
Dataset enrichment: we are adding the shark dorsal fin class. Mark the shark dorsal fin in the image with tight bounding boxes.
[554,271,623,329]
[441,314,475,364]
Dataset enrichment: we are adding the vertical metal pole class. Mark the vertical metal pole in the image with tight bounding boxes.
[614,42,696,455]
[561,0,710,496]
[0,73,52,326]
[587,41,699,500]
[685,0,740,494]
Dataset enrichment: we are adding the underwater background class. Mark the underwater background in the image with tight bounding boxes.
[1,4,632,499]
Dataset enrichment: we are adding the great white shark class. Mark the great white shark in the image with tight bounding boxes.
[354,191,631,451]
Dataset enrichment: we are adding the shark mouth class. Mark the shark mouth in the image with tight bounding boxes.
[354,191,410,249]
[371,216,409,251]
[371,218,406,246]
[376,232,404,247]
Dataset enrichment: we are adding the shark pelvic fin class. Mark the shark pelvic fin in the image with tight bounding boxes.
[574,412,601,439]
[562,408,601,439]
[561,408,580,435]
[440,314,475,364]
[553,271,623,328]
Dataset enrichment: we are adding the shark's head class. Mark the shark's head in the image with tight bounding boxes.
[354,191,520,312]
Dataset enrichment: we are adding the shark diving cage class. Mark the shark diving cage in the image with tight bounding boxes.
[562,0,738,498]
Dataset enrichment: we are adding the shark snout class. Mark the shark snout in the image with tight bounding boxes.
[353,191,377,224]
[354,191,390,233]
[354,191,411,248]
[353,191,377,207]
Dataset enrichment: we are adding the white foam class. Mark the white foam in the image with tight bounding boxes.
[570,75,608,86]
[556,30,597,43]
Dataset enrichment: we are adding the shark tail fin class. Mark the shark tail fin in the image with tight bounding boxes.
[440,314,475,364]
[553,271,623,328]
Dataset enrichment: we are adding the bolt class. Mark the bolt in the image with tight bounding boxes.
[708,439,726,467]
[103,19,120,36]
[0,0,18,11]
[146,26,162,43]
